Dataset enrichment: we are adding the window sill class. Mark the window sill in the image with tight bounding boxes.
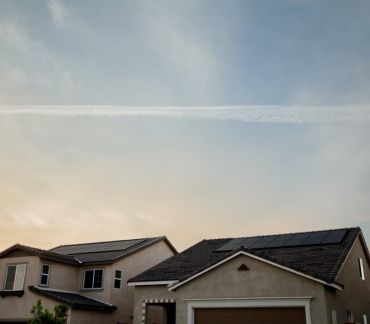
[0,290,24,298]
[81,288,104,291]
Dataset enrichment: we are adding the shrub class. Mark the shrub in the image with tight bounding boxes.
[29,299,68,324]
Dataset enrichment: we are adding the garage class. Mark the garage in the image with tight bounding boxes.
[194,307,306,324]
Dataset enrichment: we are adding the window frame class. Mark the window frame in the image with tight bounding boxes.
[39,264,51,287]
[3,263,27,291]
[331,310,337,324]
[347,311,354,323]
[114,269,122,289]
[359,257,365,280]
[82,268,104,290]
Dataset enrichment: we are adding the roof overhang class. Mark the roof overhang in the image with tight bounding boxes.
[167,250,343,291]
[0,244,79,265]
[29,286,117,312]
[128,280,178,287]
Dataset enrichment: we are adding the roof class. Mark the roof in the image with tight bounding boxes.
[128,227,362,288]
[50,236,177,265]
[29,286,117,312]
[0,236,176,266]
[0,244,79,265]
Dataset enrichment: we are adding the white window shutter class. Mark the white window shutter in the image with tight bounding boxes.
[13,264,27,290]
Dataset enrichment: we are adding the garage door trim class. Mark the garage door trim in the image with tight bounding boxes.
[187,297,311,324]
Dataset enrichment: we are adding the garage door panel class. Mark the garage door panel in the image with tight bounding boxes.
[195,307,306,324]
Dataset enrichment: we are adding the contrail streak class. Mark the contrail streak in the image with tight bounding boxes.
[0,105,369,123]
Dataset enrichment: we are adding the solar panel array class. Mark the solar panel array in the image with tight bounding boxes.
[215,229,348,252]
[51,238,147,255]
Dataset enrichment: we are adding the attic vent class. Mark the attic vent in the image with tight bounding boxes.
[238,264,249,271]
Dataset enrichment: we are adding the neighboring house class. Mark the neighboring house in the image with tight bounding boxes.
[129,227,370,324]
[0,236,176,324]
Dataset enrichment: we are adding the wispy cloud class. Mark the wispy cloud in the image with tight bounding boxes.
[46,0,89,34]
[47,0,68,28]
[0,105,369,123]
[136,1,217,89]
[0,17,79,103]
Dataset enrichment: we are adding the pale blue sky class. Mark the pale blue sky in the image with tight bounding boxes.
[0,1,370,250]
[2,0,370,105]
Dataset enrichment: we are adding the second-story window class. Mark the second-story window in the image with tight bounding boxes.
[83,269,103,289]
[114,270,122,289]
[40,264,50,286]
[4,264,27,291]
[359,257,365,280]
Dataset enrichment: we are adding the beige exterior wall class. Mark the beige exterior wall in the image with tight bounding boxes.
[325,236,370,324]
[0,255,60,321]
[0,240,175,323]
[133,254,329,324]
[40,258,80,291]
[68,309,113,324]
[79,239,175,324]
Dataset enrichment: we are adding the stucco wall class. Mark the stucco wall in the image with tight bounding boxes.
[80,239,175,324]
[325,236,370,323]
[69,309,114,324]
[40,258,79,291]
[133,254,329,324]
[0,240,175,324]
[0,255,43,320]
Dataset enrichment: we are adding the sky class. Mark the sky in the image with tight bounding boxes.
[0,0,370,251]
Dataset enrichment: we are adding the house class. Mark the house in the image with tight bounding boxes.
[0,236,176,324]
[128,227,370,324]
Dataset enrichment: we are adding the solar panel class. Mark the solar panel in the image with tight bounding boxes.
[321,229,347,244]
[215,238,245,252]
[284,232,310,247]
[214,229,348,252]
[266,235,293,248]
[52,239,146,254]
[301,231,328,246]
[240,237,261,248]
[249,236,276,249]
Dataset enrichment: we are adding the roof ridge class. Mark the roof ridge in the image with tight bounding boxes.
[206,227,357,241]
[50,236,163,251]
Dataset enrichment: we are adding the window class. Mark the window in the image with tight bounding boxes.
[114,270,122,289]
[40,264,50,286]
[331,310,337,324]
[359,257,365,280]
[83,269,103,289]
[347,311,354,323]
[4,264,27,291]
[364,314,368,324]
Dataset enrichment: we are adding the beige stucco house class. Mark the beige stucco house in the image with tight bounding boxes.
[0,236,176,324]
[129,227,370,324]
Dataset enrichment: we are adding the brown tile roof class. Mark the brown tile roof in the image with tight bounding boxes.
[29,286,117,312]
[0,244,79,265]
[128,227,362,286]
